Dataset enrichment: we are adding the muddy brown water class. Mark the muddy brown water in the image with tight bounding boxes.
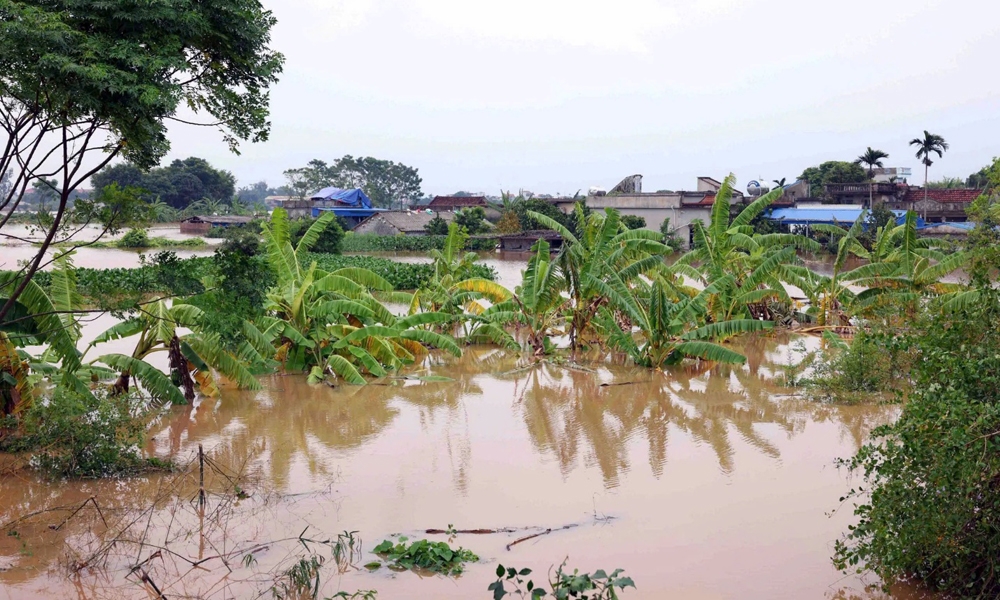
[0,243,942,599]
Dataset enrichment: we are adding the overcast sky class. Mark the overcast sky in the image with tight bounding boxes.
[163,0,1000,196]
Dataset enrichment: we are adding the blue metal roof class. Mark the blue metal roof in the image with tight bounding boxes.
[766,207,916,227]
[919,221,975,231]
[311,207,388,219]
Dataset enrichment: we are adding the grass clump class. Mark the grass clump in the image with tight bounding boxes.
[371,536,478,576]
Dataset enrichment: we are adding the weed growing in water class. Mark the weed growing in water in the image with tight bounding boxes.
[371,536,478,576]
[488,562,635,600]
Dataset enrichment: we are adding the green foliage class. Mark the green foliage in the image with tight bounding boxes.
[92,158,237,210]
[489,562,635,600]
[187,231,275,350]
[833,291,1000,597]
[308,254,494,291]
[0,0,282,167]
[371,537,478,576]
[674,175,819,323]
[620,215,646,230]
[290,216,345,255]
[659,218,683,252]
[926,176,966,189]
[283,155,422,206]
[515,199,579,235]
[118,228,151,248]
[802,327,915,402]
[341,232,496,252]
[424,213,450,235]
[798,161,868,197]
[856,203,896,249]
[854,147,889,178]
[454,206,491,234]
[2,388,164,478]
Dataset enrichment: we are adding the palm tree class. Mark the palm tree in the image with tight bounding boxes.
[855,147,889,208]
[909,131,949,204]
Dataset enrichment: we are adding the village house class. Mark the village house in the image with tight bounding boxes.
[352,210,456,236]
[548,175,797,248]
[179,215,254,235]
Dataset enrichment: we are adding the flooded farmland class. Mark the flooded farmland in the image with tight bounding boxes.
[0,240,934,599]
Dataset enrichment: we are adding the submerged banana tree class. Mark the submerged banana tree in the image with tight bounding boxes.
[0,332,31,421]
[595,274,773,369]
[674,174,820,322]
[409,223,516,347]
[480,239,567,356]
[87,299,261,405]
[261,208,462,384]
[528,205,670,352]
[844,212,966,316]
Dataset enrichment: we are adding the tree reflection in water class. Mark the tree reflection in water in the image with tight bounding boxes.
[503,335,894,488]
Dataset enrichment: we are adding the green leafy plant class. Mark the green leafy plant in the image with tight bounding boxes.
[489,562,635,600]
[2,388,166,477]
[371,537,478,576]
[118,228,151,248]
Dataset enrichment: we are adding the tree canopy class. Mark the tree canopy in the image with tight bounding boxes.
[798,161,868,196]
[283,155,423,208]
[91,157,236,209]
[0,0,284,323]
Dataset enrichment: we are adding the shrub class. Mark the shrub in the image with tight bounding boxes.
[424,213,449,235]
[290,215,344,254]
[2,389,165,477]
[833,292,1000,596]
[454,206,490,234]
[341,233,497,253]
[306,253,495,290]
[118,228,150,248]
[621,214,646,230]
[659,218,683,253]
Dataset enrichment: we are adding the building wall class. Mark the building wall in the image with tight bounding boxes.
[353,218,402,236]
[581,193,711,248]
[180,222,211,235]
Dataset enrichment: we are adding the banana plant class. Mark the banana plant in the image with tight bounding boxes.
[261,208,463,384]
[595,274,773,369]
[86,299,261,405]
[410,223,515,346]
[673,174,820,323]
[528,205,670,352]
[480,239,568,356]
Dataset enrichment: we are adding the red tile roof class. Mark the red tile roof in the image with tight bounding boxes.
[428,196,487,208]
[902,186,981,204]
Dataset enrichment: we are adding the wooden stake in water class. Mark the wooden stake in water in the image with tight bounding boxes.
[198,444,206,509]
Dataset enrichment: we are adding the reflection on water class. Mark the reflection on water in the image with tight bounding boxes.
[0,337,925,599]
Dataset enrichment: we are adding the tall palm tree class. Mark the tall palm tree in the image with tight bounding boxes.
[909,131,949,204]
[855,147,889,208]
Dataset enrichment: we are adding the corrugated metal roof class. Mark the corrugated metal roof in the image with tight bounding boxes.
[767,207,910,225]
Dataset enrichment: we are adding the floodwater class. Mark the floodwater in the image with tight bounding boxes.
[0,339,929,599]
[0,224,217,271]
[0,244,939,599]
